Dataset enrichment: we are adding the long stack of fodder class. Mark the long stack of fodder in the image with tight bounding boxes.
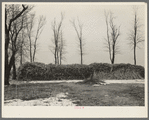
[17,62,47,80]
[111,63,144,79]
[91,63,144,80]
[17,62,145,81]
[17,62,92,81]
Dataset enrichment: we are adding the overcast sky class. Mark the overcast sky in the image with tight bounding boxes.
[28,3,146,66]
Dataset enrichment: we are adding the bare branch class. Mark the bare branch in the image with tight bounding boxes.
[70,17,84,64]
[128,6,144,65]
[32,15,46,62]
[104,10,120,64]
[51,13,65,65]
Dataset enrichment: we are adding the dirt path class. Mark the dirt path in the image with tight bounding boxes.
[4,92,77,106]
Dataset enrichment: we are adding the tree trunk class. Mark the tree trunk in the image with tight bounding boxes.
[12,59,17,79]
[134,13,137,65]
[55,44,59,65]
[5,53,12,85]
[57,49,59,65]
[81,52,83,64]
[54,47,57,64]
[111,44,115,64]
[5,52,10,85]
[29,40,32,63]
[80,39,83,64]
[20,46,23,65]
[134,43,136,65]
[33,45,36,62]
[5,31,10,85]
[60,52,62,65]
[5,69,10,85]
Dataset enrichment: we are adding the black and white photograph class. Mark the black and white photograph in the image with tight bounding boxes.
[2,2,148,118]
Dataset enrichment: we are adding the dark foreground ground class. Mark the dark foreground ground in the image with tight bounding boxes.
[4,81,144,106]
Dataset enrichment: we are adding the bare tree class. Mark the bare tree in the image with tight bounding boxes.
[70,18,84,64]
[18,29,30,65]
[128,7,144,65]
[104,11,120,64]
[5,4,28,85]
[59,30,66,65]
[32,16,46,62]
[26,13,35,63]
[26,14,46,62]
[9,14,24,79]
[8,5,33,80]
[51,13,64,65]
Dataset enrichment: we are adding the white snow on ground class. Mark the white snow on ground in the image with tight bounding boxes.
[4,92,77,106]
[9,80,84,85]
[29,80,84,84]
[104,79,144,84]
[9,79,144,85]
[92,80,144,87]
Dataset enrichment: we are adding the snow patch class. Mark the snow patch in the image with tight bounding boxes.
[4,93,77,106]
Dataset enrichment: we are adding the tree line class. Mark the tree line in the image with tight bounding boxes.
[4,4,144,85]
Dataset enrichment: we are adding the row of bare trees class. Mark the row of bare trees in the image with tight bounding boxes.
[4,5,144,85]
[5,4,46,85]
[50,13,85,65]
[104,8,144,65]
[26,13,46,63]
[50,8,144,66]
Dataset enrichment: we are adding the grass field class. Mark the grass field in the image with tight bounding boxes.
[4,82,144,106]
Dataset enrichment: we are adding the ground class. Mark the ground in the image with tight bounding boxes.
[4,80,144,106]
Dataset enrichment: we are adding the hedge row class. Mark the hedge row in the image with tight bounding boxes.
[17,62,144,81]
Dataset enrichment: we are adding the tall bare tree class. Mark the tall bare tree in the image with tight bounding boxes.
[7,5,33,80]
[32,16,46,62]
[26,14,46,62]
[70,18,84,64]
[9,14,25,79]
[18,29,29,66]
[19,30,27,65]
[26,13,35,63]
[5,4,28,85]
[104,11,120,64]
[59,30,66,65]
[51,13,64,65]
[128,7,144,65]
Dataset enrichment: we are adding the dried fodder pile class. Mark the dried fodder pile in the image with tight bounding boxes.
[109,64,144,79]
[17,62,92,81]
[17,62,47,80]
[17,62,145,81]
